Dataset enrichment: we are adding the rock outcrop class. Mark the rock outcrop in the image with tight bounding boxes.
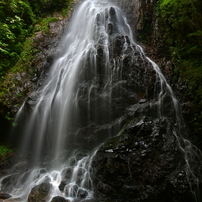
[92,102,202,202]
[28,181,52,202]
[114,0,202,148]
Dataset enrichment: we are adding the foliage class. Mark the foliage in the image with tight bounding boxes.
[136,3,154,44]
[0,0,72,80]
[28,0,72,16]
[0,0,35,79]
[34,17,59,34]
[159,0,202,59]
[0,145,13,160]
[5,112,18,127]
[13,37,38,73]
[158,0,202,99]
[0,0,73,127]
[158,0,202,139]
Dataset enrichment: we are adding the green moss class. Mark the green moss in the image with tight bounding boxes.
[101,135,120,150]
[0,145,13,160]
[0,1,74,110]
[60,7,71,18]
[34,17,59,34]
[158,0,202,101]
[12,37,38,73]
[0,0,73,81]
[136,4,153,45]
[157,0,202,142]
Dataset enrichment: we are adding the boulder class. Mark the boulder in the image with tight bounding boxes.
[0,192,12,199]
[28,181,52,202]
[50,196,70,202]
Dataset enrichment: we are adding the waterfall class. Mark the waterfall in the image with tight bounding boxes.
[0,0,201,201]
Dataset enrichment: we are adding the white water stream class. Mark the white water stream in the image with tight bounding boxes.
[0,0,201,201]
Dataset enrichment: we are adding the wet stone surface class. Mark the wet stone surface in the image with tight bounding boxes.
[0,192,12,199]
[28,182,52,202]
[51,196,70,202]
[92,103,202,202]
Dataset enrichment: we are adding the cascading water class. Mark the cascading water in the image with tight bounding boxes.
[0,0,201,201]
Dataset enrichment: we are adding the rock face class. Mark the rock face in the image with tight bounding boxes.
[88,2,202,201]
[114,0,202,148]
[92,102,201,202]
[0,192,12,199]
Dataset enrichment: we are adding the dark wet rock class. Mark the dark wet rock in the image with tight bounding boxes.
[78,34,156,120]
[28,181,52,202]
[77,189,88,198]
[0,152,20,177]
[1,175,19,191]
[51,196,70,202]
[59,167,73,191]
[58,181,67,192]
[0,192,12,199]
[92,105,201,202]
[24,91,41,112]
